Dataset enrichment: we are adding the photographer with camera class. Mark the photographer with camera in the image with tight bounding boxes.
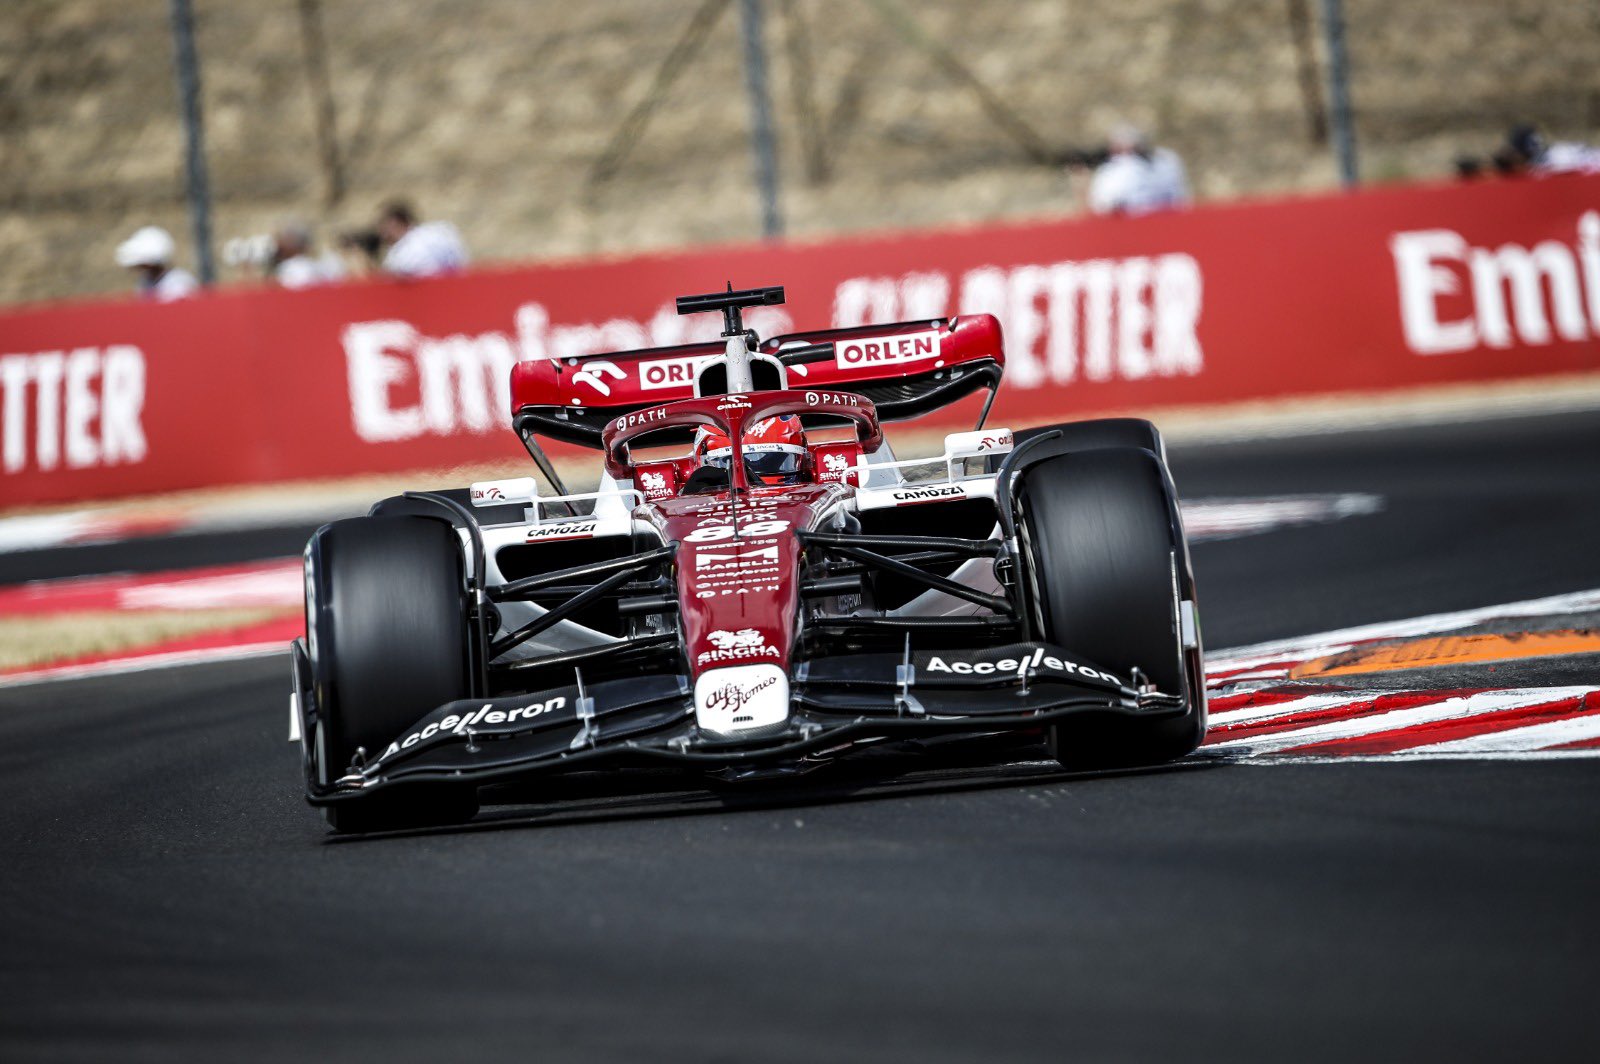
[222,221,345,287]
[1499,124,1600,176]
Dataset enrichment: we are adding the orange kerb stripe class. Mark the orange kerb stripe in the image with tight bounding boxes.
[1288,629,1600,678]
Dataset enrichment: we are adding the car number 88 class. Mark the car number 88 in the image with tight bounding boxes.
[683,520,790,542]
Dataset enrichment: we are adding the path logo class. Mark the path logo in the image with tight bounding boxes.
[613,406,669,433]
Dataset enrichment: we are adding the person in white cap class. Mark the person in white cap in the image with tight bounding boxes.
[1087,124,1191,217]
[115,226,200,301]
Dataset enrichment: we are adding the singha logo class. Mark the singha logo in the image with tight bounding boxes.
[823,453,850,473]
[639,471,669,495]
[708,628,763,650]
[699,628,780,666]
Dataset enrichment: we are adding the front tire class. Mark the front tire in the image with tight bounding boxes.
[1016,447,1204,768]
[304,516,478,832]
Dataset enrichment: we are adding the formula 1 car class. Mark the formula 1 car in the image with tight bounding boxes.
[291,286,1205,832]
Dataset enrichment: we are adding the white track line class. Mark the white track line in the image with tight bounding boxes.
[1206,693,1369,727]
[1228,749,1600,764]
[118,562,301,611]
[1202,688,1596,755]
[1404,712,1600,754]
[0,513,98,553]
[1181,493,1383,542]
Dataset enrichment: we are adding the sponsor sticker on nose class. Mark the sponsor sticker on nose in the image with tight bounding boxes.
[694,664,790,736]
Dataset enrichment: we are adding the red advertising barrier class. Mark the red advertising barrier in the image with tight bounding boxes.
[2,174,1597,506]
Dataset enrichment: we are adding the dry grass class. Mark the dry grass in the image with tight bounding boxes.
[0,608,290,670]
[3,0,1596,304]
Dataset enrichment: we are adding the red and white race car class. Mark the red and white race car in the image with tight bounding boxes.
[292,286,1205,832]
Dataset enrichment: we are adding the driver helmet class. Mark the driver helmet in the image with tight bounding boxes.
[693,415,810,486]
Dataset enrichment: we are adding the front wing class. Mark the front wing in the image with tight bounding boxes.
[296,641,1186,805]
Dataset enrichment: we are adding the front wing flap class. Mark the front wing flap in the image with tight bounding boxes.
[302,642,1184,804]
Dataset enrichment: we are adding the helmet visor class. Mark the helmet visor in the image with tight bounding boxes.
[700,443,805,483]
[744,448,805,482]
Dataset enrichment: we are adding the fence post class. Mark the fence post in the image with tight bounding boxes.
[739,0,784,239]
[296,0,345,208]
[167,0,216,283]
[1319,0,1359,187]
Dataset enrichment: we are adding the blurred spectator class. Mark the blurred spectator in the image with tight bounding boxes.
[1491,144,1530,177]
[376,201,468,277]
[1500,124,1600,175]
[336,228,385,277]
[1087,125,1190,216]
[271,221,345,288]
[114,226,199,301]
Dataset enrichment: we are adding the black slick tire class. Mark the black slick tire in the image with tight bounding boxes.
[304,516,478,832]
[1016,447,1204,768]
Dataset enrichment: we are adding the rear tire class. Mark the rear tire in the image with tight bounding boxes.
[1016,447,1204,768]
[305,516,478,832]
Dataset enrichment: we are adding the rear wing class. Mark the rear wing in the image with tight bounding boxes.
[510,314,1003,449]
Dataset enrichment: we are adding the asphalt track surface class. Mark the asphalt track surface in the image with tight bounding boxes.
[3,411,1598,1062]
